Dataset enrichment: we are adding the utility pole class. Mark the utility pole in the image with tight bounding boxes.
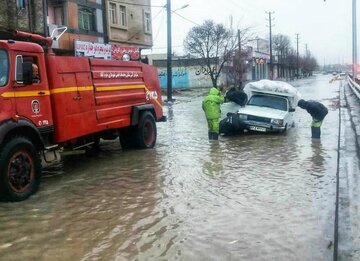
[296,33,300,79]
[353,0,357,79]
[166,0,172,102]
[266,12,274,80]
[237,29,242,89]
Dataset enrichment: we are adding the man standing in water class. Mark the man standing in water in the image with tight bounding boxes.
[202,87,225,140]
[297,99,328,139]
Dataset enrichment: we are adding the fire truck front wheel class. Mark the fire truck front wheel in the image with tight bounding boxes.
[0,137,41,201]
[135,112,157,149]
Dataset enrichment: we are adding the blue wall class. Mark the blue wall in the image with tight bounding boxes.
[158,69,189,89]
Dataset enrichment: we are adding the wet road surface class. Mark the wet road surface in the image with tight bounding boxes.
[0,75,345,260]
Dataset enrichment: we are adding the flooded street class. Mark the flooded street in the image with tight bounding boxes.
[0,75,343,260]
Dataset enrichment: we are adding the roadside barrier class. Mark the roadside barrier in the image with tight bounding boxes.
[347,76,360,100]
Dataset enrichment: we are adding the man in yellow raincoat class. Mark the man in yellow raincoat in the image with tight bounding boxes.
[202,87,225,140]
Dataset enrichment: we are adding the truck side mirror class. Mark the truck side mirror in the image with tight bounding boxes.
[22,62,33,85]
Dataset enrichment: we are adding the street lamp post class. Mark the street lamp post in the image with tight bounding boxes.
[166,0,172,103]
[166,1,188,103]
[353,0,357,79]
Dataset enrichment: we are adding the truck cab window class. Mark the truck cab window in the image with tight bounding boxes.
[15,55,24,82]
[0,50,9,87]
[15,55,41,84]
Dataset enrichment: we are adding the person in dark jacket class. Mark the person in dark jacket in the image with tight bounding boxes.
[225,87,248,106]
[202,87,225,140]
[298,99,328,138]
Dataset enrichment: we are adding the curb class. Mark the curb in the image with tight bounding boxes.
[343,82,360,156]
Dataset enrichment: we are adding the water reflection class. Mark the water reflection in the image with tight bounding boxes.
[202,142,224,178]
[309,139,326,177]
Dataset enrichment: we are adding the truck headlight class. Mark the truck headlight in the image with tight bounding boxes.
[271,119,283,125]
[238,114,247,120]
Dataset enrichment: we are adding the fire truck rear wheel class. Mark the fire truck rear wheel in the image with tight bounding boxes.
[0,137,41,202]
[135,111,157,149]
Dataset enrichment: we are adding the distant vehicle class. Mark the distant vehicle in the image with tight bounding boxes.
[339,72,346,77]
[237,80,301,133]
[332,72,338,76]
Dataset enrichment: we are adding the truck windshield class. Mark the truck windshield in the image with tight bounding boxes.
[248,94,288,111]
[0,50,9,87]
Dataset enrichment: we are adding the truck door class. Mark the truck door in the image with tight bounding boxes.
[13,54,53,128]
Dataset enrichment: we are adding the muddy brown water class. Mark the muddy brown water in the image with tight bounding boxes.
[0,76,341,260]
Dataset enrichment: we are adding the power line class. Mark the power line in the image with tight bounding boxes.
[172,12,199,26]
[148,45,184,50]
[118,2,164,8]
[152,9,166,43]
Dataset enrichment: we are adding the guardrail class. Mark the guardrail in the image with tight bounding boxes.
[347,76,360,100]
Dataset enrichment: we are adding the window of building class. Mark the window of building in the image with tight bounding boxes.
[119,5,127,27]
[109,2,117,25]
[78,7,95,31]
[17,0,26,9]
[144,11,151,34]
[54,6,64,25]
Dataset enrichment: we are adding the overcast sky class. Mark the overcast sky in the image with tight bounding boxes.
[147,0,354,65]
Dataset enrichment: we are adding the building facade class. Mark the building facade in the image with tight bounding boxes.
[0,0,153,55]
[47,0,105,53]
[105,0,152,48]
[0,0,46,35]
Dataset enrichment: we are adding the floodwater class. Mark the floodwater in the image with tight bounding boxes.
[0,75,342,260]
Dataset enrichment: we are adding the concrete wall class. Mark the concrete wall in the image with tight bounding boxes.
[157,65,226,89]
[0,0,45,35]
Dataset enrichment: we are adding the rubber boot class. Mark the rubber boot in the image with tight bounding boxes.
[311,127,321,139]
[208,132,212,140]
[212,133,219,140]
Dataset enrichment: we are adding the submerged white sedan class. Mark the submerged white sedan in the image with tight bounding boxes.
[238,92,295,133]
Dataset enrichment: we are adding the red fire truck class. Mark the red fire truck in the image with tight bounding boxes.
[0,30,165,201]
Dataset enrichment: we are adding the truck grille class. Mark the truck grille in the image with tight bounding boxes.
[247,115,271,123]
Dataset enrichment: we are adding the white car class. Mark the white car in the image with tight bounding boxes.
[238,93,295,133]
[237,80,300,133]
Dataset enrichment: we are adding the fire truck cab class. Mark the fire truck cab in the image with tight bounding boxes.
[0,31,165,201]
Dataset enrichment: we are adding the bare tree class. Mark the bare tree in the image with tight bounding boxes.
[184,20,237,88]
[273,34,292,78]
[301,53,318,76]
[273,34,291,54]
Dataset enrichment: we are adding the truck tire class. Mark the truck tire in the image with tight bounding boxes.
[0,137,41,201]
[135,112,157,149]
